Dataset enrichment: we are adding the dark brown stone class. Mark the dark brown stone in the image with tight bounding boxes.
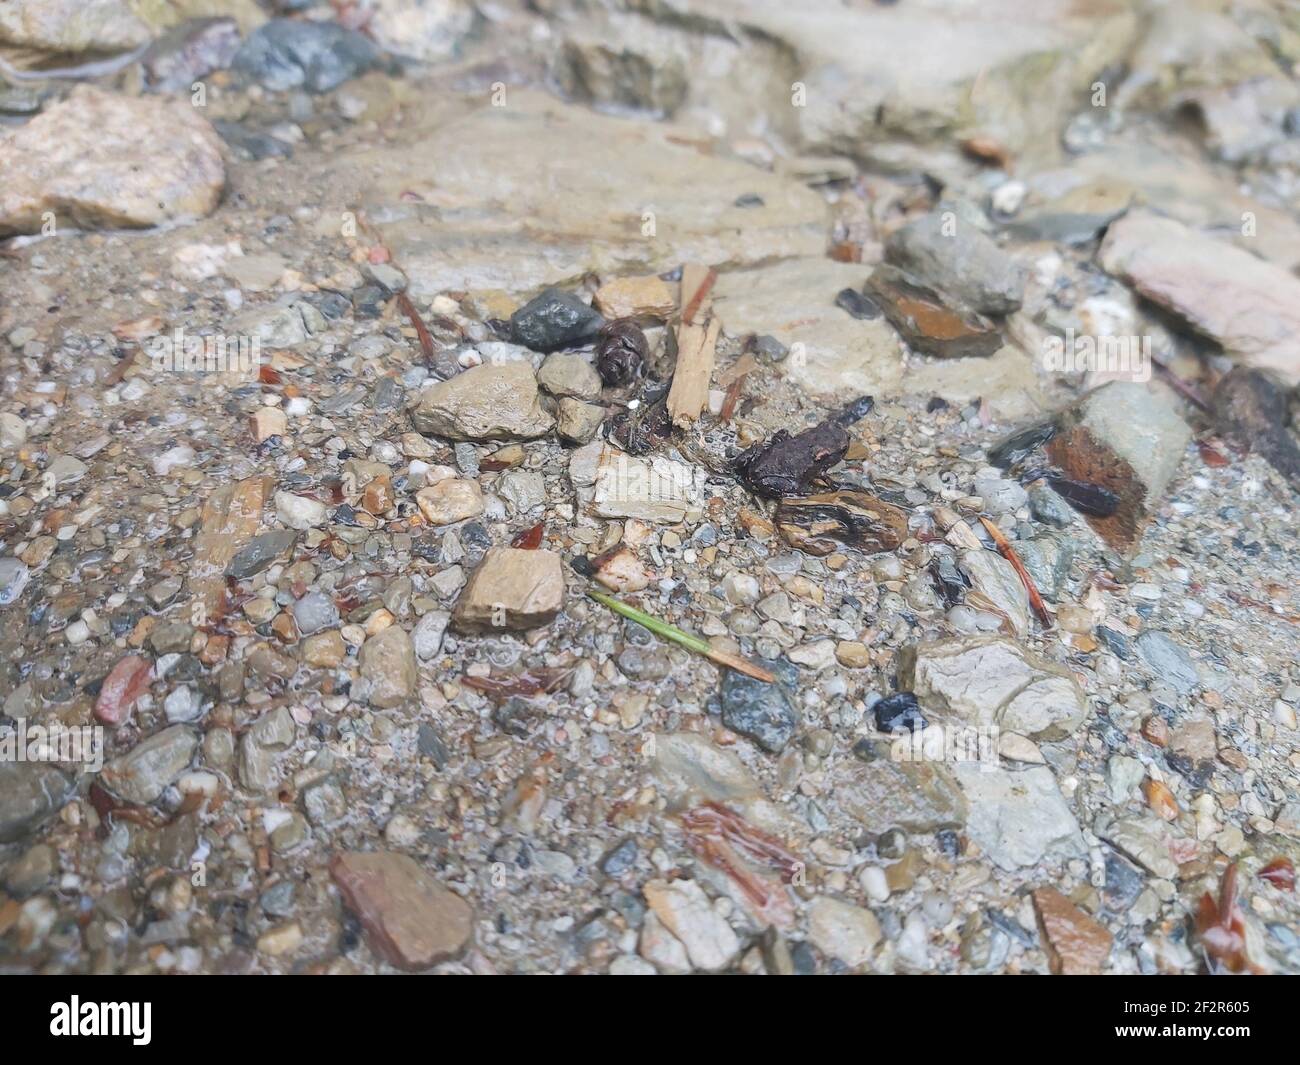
[330,851,473,971]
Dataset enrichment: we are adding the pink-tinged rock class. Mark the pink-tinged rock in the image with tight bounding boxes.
[94,655,153,726]
[1099,211,1300,386]
[329,851,473,971]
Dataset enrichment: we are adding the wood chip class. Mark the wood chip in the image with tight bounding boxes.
[668,264,721,428]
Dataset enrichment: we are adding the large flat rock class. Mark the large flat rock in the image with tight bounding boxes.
[630,0,1138,166]
[712,258,1046,416]
[346,91,830,297]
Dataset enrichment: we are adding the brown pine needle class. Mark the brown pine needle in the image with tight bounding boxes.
[979,516,1053,629]
[396,292,436,365]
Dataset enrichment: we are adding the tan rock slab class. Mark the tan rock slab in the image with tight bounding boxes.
[0,87,225,237]
[594,274,677,320]
[411,362,553,442]
[451,547,564,632]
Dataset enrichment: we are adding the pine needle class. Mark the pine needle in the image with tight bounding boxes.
[586,589,775,683]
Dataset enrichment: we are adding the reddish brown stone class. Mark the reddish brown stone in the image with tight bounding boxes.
[1043,383,1191,554]
[1032,887,1113,975]
[330,851,472,971]
[864,264,1002,359]
[94,654,153,726]
[1141,715,1168,747]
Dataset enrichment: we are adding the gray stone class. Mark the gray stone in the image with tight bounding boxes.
[1029,484,1074,527]
[1136,631,1199,694]
[808,896,881,968]
[1014,533,1075,601]
[163,685,203,724]
[275,490,327,531]
[239,707,296,792]
[103,726,198,805]
[495,469,546,515]
[412,362,554,442]
[0,762,71,844]
[0,557,30,606]
[231,298,315,348]
[511,289,605,353]
[1095,814,1179,879]
[292,590,339,635]
[643,878,739,972]
[973,470,1028,514]
[303,780,347,827]
[47,455,88,487]
[537,351,603,399]
[233,18,382,94]
[830,748,968,834]
[555,398,607,444]
[719,658,800,753]
[225,531,296,579]
[959,548,1032,636]
[653,732,760,808]
[412,610,450,660]
[885,211,1027,315]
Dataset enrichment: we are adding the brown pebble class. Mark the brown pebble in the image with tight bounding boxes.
[1032,886,1113,975]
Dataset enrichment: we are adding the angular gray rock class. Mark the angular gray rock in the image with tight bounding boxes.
[719,658,800,753]
[1135,631,1199,694]
[1044,381,1191,554]
[959,548,1032,636]
[233,18,382,94]
[954,764,1085,870]
[885,211,1026,315]
[830,751,968,834]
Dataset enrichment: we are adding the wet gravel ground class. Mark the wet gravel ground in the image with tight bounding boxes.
[2,2,1300,975]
